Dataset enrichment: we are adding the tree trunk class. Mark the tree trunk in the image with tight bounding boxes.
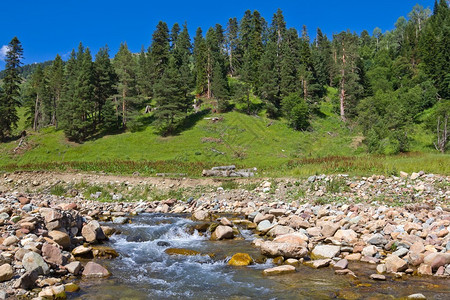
[340,47,346,122]
[122,88,126,127]
[207,53,212,99]
[33,94,39,131]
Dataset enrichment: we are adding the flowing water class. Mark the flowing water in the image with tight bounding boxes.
[70,213,450,300]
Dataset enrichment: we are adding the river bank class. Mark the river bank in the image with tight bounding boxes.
[0,171,449,299]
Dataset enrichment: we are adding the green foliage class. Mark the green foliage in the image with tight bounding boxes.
[281,93,309,130]
[50,184,67,196]
[0,37,23,141]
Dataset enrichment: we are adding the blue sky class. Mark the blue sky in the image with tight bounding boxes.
[0,0,435,70]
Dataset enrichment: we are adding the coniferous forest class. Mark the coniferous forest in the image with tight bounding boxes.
[0,1,449,154]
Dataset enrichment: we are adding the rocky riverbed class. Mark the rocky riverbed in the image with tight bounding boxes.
[0,171,448,299]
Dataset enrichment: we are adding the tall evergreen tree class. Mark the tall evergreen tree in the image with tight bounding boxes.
[193,27,207,95]
[0,37,23,141]
[153,57,190,135]
[48,54,64,126]
[113,42,139,128]
[150,21,170,80]
[226,17,239,76]
[94,46,118,130]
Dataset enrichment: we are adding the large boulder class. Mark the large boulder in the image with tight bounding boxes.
[228,253,253,266]
[273,233,308,248]
[192,210,209,221]
[48,230,71,249]
[260,241,308,259]
[267,225,294,237]
[13,269,40,290]
[384,255,407,273]
[311,245,340,259]
[82,262,110,278]
[0,264,14,282]
[22,252,49,275]
[423,253,450,271]
[211,225,234,240]
[334,229,358,243]
[42,243,65,266]
[82,220,106,243]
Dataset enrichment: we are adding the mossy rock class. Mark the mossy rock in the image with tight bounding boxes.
[91,246,119,259]
[208,223,219,232]
[228,253,254,266]
[165,248,202,256]
[273,256,284,265]
[64,283,80,293]
[194,222,211,232]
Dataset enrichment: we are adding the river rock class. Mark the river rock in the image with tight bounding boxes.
[220,217,232,226]
[0,264,14,282]
[261,240,308,259]
[262,265,296,276]
[72,245,92,257]
[112,216,128,224]
[13,269,40,290]
[334,259,348,270]
[82,262,111,278]
[82,220,106,243]
[321,222,340,237]
[42,243,65,265]
[273,233,308,248]
[256,220,273,232]
[311,245,340,259]
[165,248,202,256]
[211,225,234,240]
[192,210,209,221]
[370,274,386,281]
[423,253,450,271]
[254,213,274,224]
[367,233,387,246]
[267,225,294,237]
[228,253,253,266]
[362,245,378,257]
[2,235,19,246]
[65,261,82,275]
[333,229,358,243]
[39,285,66,299]
[22,252,49,275]
[305,259,332,269]
[376,264,386,274]
[384,255,407,273]
[48,230,71,249]
[417,263,432,276]
[407,294,427,299]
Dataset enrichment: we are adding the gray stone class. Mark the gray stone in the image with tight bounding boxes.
[112,217,128,224]
[367,233,387,246]
[13,269,40,290]
[211,225,234,240]
[256,220,273,232]
[82,262,110,278]
[392,247,409,258]
[334,259,348,270]
[22,252,49,275]
[311,245,340,259]
[370,274,386,281]
[65,261,82,275]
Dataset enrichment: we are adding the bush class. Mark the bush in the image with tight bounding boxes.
[281,93,309,130]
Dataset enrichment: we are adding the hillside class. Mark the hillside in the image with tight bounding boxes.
[1,100,448,177]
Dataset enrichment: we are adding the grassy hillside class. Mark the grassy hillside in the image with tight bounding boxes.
[0,102,448,177]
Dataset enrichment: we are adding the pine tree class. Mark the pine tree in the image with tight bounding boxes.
[113,42,138,128]
[153,57,190,135]
[226,18,239,76]
[280,28,300,97]
[137,46,152,97]
[0,37,23,141]
[150,21,170,79]
[173,23,194,101]
[94,46,118,130]
[48,54,64,126]
[259,40,281,116]
[333,31,364,121]
[193,27,207,95]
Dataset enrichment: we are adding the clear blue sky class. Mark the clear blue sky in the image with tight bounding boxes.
[0,0,435,70]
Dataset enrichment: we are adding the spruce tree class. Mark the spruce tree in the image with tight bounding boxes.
[94,46,118,130]
[150,21,170,79]
[153,57,189,135]
[48,54,64,126]
[193,27,207,95]
[226,18,239,76]
[113,42,139,128]
[0,37,23,141]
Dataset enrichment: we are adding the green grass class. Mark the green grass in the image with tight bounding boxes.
[1,102,448,177]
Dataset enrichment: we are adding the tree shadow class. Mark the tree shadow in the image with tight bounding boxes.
[173,109,211,135]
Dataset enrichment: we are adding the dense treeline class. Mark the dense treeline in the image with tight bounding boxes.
[0,1,449,153]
